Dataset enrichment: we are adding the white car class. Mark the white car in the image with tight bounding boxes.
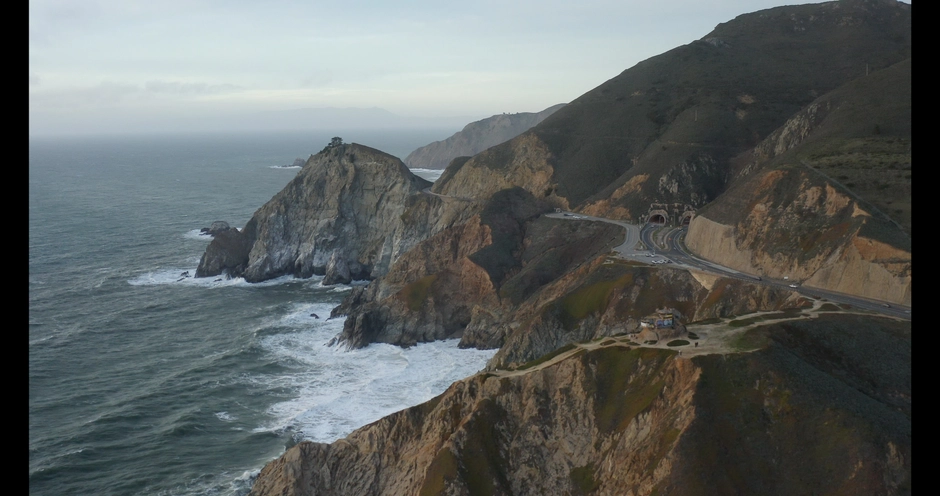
[788,284,798,288]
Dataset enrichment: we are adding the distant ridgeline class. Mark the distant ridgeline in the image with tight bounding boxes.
[404,104,565,170]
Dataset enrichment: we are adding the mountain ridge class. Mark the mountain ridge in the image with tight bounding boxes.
[404,104,566,170]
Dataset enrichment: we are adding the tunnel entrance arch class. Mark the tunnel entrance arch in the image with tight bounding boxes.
[645,203,697,226]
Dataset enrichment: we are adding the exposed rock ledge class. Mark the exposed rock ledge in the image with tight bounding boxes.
[195,143,435,283]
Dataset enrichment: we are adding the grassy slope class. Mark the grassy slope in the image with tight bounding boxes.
[664,314,910,495]
[473,1,911,215]
[697,57,911,257]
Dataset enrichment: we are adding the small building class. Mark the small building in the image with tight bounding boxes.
[655,313,674,328]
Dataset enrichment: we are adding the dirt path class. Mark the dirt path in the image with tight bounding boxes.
[490,298,893,377]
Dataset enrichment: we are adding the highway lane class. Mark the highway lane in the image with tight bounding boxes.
[663,225,912,319]
[547,212,910,319]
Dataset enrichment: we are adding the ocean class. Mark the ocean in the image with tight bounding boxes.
[28,130,489,495]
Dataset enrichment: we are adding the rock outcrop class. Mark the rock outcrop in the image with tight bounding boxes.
[200,220,232,236]
[330,188,575,349]
[197,143,450,282]
[322,251,352,285]
[195,226,254,277]
[404,104,565,170]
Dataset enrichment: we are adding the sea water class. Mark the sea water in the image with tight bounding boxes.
[28,131,490,495]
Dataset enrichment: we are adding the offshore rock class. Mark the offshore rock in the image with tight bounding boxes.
[194,227,253,278]
[199,220,232,236]
[196,143,438,283]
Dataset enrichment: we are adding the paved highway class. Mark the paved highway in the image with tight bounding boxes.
[548,212,910,320]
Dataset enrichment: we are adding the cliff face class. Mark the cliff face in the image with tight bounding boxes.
[250,314,910,496]
[684,58,911,305]
[432,133,566,209]
[404,104,565,170]
[330,188,623,350]
[196,143,464,282]
[686,201,911,305]
[251,346,701,496]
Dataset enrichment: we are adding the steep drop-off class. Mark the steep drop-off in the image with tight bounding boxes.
[250,314,910,496]
[196,143,476,283]
[330,188,624,350]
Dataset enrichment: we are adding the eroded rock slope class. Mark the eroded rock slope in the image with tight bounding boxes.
[250,314,910,496]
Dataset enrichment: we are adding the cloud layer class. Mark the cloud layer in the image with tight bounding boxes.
[29,0,833,136]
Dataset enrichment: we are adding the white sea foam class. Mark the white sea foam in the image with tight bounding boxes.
[127,268,319,288]
[215,411,237,422]
[183,228,243,241]
[268,165,301,169]
[250,305,496,444]
[408,168,444,183]
[183,229,213,241]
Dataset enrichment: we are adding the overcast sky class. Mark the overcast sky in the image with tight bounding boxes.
[30,0,836,136]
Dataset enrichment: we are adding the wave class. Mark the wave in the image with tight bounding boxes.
[249,324,496,443]
[127,269,324,288]
[214,411,237,422]
[182,228,243,241]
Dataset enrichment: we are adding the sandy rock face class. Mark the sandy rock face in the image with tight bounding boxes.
[685,169,911,305]
[432,133,566,210]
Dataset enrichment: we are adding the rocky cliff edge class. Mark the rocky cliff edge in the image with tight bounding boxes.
[197,143,450,282]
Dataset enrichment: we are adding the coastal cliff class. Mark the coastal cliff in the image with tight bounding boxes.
[250,314,910,496]
[197,143,450,282]
[330,187,621,350]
